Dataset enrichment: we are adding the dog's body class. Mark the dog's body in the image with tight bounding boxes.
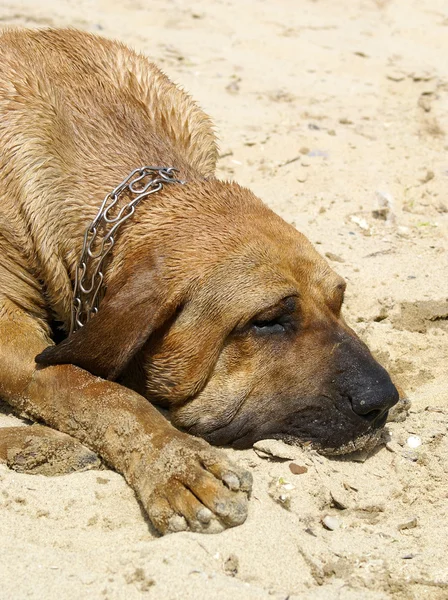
[0,29,398,533]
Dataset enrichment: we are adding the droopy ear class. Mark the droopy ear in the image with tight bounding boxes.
[35,264,177,380]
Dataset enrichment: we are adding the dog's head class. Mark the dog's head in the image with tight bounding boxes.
[37,180,398,454]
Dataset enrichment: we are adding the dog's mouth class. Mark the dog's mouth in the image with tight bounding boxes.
[202,414,389,455]
[191,394,391,455]
[273,422,387,456]
[271,409,389,456]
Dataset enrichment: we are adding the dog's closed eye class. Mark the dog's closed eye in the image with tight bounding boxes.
[246,295,298,336]
[251,318,287,335]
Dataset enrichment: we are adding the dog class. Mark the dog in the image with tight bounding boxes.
[0,28,398,534]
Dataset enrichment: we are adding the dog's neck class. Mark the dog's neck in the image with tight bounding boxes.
[61,175,260,334]
[70,166,186,334]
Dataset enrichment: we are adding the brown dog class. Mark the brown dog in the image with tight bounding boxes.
[0,29,398,534]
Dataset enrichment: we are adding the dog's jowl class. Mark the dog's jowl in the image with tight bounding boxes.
[0,29,398,533]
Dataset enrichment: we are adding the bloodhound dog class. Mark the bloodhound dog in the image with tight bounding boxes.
[0,29,398,533]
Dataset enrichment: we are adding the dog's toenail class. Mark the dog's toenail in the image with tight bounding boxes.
[168,514,188,532]
[239,471,253,493]
[197,507,212,523]
[215,501,229,517]
[222,472,240,490]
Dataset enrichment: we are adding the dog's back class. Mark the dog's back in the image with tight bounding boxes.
[0,28,217,321]
[0,28,217,177]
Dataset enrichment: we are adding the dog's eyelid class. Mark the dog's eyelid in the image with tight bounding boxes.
[249,296,298,336]
[231,294,299,335]
[254,294,299,321]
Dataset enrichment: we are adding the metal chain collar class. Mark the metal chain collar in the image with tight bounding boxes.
[70,166,184,334]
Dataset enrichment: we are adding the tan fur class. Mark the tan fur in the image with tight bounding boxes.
[0,29,397,534]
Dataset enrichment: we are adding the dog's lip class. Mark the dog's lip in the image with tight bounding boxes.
[247,407,390,455]
[206,420,386,454]
[271,422,387,456]
[195,397,391,452]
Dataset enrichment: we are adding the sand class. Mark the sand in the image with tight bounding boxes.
[1,0,447,598]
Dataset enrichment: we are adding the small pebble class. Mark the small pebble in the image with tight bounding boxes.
[325,252,345,263]
[350,215,370,232]
[330,489,350,510]
[253,439,307,461]
[281,481,295,491]
[407,435,422,449]
[398,518,418,531]
[268,477,295,509]
[385,441,402,453]
[223,554,239,576]
[397,226,410,237]
[289,463,308,475]
[322,515,340,531]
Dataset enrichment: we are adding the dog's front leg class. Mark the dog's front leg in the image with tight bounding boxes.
[0,305,252,534]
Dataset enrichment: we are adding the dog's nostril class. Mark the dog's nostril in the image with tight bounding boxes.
[360,408,383,422]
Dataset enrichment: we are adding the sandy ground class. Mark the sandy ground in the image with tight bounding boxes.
[1,0,448,598]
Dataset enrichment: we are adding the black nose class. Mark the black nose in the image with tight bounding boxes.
[331,327,400,424]
[350,376,399,421]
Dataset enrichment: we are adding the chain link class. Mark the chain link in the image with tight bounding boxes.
[70,166,184,334]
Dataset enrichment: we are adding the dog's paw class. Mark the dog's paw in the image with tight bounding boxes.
[3,425,101,475]
[131,434,252,534]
